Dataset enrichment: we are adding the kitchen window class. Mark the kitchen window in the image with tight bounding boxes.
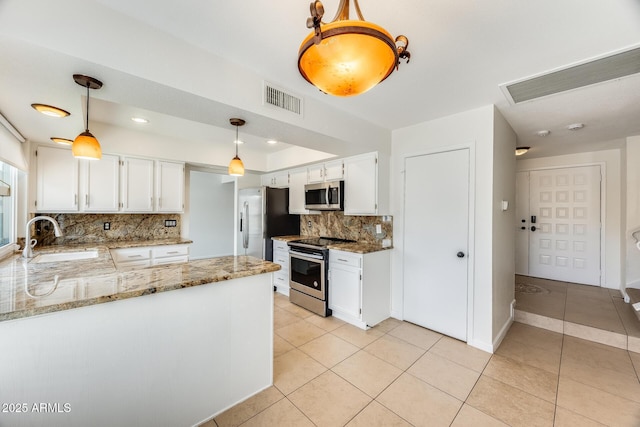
[0,160,16,256]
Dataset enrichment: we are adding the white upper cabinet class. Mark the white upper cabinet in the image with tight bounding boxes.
[84,153,120,212]
[307,164,324,184]
[121,157,154,212]
[155,161,184,212]
[261,171,289,188]
[344,152,378,215]
[288,168,310,214]
[35,146,79,212]
[35,146,186,214]
[307,160,344,183]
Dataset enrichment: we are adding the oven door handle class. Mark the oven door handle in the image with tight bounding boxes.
[289,250,324,260]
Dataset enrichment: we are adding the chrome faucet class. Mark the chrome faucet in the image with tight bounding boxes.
[22,216,63,258]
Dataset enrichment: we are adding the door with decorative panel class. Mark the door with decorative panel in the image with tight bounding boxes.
[528,166,602,286]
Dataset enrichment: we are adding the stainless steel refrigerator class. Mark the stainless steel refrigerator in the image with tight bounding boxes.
[237,187,300,260]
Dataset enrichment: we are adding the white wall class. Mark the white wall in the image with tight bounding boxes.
[492,107,517,345]
[391,105,500,352]
[517,147,624,290]
[626,135,640,288]
[187,170,234,259]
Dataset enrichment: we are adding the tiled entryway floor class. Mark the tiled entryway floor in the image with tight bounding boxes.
[201,291,640,426]
[515,275,640,352]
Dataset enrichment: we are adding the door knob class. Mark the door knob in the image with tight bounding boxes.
[457,252,465,258]
[531,226,537,232]
[520,226,526,230]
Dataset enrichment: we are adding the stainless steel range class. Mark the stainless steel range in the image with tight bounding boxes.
[288,237,354,317]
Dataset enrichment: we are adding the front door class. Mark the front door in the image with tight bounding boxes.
[403,149,470,341]
[527,166,602,286]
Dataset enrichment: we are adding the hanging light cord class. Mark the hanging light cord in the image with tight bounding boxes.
[84,83,90,132]
[235,124,239,156]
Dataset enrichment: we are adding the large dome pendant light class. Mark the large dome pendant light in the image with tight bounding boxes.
[228,118,245,177]
[298,0,411,97]
[72,74,103,160]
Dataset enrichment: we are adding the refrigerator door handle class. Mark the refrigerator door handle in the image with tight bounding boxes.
[243,202,249,249]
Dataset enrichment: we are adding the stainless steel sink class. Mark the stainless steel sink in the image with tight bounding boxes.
[32,250,99,263]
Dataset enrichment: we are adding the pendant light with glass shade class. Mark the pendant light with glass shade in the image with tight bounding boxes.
[228,118,245,176]
[298,0,411,97]
[72,74,103,160]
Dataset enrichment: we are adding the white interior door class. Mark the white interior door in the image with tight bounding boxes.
[528,166,601,286]
[403,149,470,341]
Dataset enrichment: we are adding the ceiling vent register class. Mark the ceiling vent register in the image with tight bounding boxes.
[501,46,640,104]
[263,82,303,116]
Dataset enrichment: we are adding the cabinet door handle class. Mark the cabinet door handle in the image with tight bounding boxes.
[85,194,89,207]
[74,194,78,206]
[158,197,162,209]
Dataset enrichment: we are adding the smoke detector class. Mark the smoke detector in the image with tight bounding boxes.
[535,130,551,137]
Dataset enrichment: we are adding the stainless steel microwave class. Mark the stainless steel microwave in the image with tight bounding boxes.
[304,181,344,210]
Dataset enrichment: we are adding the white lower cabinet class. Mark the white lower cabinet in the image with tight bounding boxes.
[110,244,189,270]
[272,239,290,295]
[328,249,390,329]
[152,244,190,265]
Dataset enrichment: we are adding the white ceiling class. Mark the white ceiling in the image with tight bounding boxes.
[1,0,639,169]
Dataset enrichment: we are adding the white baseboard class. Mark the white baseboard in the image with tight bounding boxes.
[390,309,403,320]
[492,313,513,353]
[469,301,515,354]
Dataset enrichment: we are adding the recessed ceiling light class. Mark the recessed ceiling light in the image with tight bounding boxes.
[50,137,73,145]
[31,103,70,118]
[515,147,530,156]
[266,139,278,144]
[535,130,551,137]
[566,123,585,131]
[131,117,149,124]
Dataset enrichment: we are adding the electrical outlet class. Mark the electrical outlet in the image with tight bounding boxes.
[164,219,177,227]
[307,221,312,228]
[103,222,110,231]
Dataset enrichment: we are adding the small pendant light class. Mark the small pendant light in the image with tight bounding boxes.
[228,118,245,176]
[72,74,103,160]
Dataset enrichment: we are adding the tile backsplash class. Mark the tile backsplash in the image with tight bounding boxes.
[32,214,181,246]
[300,211,392,245]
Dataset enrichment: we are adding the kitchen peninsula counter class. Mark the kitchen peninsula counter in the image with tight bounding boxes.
[272,235,392,254]
[0,243,277,427]
[0,242,280,322]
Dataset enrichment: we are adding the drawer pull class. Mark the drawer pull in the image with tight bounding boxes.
[166,251,180,254]
[127,254,143,258]
[338,258,349,262]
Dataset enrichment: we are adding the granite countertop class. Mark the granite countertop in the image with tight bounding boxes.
[0,241,279,322]
[271,235,393,254]
[39,238,194,250]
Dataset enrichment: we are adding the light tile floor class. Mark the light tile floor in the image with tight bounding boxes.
[515,275,640,352]
[200,290,640,426]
